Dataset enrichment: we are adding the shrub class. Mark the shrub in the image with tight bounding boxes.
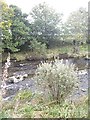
[30,39,47,56]
[34,59,78,102]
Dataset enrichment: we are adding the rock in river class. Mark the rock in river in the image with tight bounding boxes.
[7,74,28,84]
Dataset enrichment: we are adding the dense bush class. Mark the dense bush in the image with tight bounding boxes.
[35,59,78,102]
[30,39,47,56]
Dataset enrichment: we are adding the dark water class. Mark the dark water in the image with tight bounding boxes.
[1,58,90,101]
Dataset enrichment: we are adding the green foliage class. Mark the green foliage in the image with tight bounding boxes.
[18,105,34,118]
[0,110,8,119]
[1,1,88,52]
[9,5,31,52]
[42,98,88,118]
[1,1,31,52]
[30,2,63,47]
[42,102,76,118]
[14,90,33,103]
[63,7,88,43]
[1,90,88,118]
[0,0,14,52]
[34,59,78,102]
[30,39,47,56]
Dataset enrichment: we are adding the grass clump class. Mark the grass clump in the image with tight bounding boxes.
[14,89,33,103]
[42,97,88,118]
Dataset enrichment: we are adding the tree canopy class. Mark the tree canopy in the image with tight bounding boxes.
[63,7,88,43]
[1,1,32,52]
[9,5,31,51]
[30,2,63,47]
[0,1,88,53]
[0,0,13,51]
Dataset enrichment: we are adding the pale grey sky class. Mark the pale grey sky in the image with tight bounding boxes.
[5,0,89,21]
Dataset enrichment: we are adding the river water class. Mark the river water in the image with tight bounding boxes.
[1,58,90,102]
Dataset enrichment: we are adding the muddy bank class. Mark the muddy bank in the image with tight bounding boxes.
[25,53,89,62]
[2,51,89,63]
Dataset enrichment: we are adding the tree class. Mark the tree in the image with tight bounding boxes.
[9,5,31,52]
[1,1,32,52]
[30,2,63,47]
[63,7,88,44]
[0,0,14,52]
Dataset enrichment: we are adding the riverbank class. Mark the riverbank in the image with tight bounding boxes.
[2,44,89,62]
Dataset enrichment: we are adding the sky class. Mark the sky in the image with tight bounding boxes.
[5,0,89,21]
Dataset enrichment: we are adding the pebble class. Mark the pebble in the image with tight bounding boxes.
[81,89,87,92]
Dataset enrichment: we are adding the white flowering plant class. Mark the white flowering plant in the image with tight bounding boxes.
[34,59,78,102]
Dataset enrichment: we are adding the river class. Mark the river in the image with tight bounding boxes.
[1,57,90,102]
